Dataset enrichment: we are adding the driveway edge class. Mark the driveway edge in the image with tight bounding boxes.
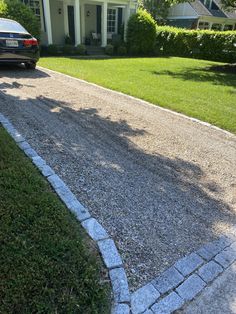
[38,65,236,140]
[0,112,130,314]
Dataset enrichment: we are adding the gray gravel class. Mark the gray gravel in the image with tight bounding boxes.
[0,65,236,291]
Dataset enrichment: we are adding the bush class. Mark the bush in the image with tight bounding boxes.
[0,0,40,39]
[155,26,236,63]
[47,44,59,56]
[75,44,86,55]
[62,44,74,55]
[105,44,114,55]
[127,9,156,55]
[117,45,127,56]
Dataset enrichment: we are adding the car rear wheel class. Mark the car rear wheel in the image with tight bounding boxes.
[25,62,36,70]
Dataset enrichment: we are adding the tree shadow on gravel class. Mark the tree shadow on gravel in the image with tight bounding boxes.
[0,77,236,295]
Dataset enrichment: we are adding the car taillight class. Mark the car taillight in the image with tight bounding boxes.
[23,38,38,47]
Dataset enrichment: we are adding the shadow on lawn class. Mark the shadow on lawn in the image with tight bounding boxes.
[0,65,236,294]
[152,66,236,88]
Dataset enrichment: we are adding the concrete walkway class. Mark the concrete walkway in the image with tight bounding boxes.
[181,262,236,314]
[0,65,236,293]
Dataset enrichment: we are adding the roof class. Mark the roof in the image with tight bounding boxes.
[213,0,236,18]
[189,0,236,18]
[190,0,212,16]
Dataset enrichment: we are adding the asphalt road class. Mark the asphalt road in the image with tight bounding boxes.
[0,65,236,290]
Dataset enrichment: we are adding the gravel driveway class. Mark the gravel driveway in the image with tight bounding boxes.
[0,65,236,291]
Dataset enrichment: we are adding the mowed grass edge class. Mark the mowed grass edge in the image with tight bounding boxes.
[39,56,236,134]
[0,126,110,314]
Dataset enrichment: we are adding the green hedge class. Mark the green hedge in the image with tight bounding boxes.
[155,26,236,63]
[127,9,156,55]
[0,0,40,39]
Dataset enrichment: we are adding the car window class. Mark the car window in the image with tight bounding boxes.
[0,19,28,33]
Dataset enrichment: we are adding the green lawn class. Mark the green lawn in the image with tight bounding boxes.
[0,127,110,314]
[39,56,236,134]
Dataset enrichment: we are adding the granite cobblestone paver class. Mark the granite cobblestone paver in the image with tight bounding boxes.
[131,283,160,314]
[24,147,38,158]
[214,245,236,269]
[151,291,184,314]
[66,199,91,221]
[82,217,109,241]
[197,236,233,261]
[18,141,31,151]
[176,274,206,301]
[112,303,130,314]
[197,261,223,283]
[109,267,130,303]
[98,239,123,269]
[174,253,204,277]
[152,266,184,294]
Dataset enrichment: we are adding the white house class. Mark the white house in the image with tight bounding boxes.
[167,0,236,30]
[21,0,137,46]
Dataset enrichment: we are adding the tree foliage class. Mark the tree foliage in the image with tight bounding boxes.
[141,0,186,20]
[221,0,236,10]
[0,0,40,39]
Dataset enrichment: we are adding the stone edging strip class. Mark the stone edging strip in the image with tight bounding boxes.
[0,113,130,314]
[130,229,236,314]
[1,112,236,314]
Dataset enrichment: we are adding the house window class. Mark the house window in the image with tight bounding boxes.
[198,22,210,30]
[107,8,117,33]
[21,0,41,20]
[211,23,222,31]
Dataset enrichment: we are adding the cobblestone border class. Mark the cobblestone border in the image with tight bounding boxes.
[1,111,236,314]
[0,113,130,314]
[130,230,236,314]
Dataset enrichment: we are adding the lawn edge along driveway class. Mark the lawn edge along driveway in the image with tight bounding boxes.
[38,57,236,134]
[0,113,129,313]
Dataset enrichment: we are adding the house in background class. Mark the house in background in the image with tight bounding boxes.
[21,0,137,46]
[167,0,236,30]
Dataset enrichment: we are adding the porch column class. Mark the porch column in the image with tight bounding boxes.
[81,3,86,44]
[74,0,81,45]
[43,0,53,44]
[101,2,108,47]
[63,3,69,36]
[124,1,131,41]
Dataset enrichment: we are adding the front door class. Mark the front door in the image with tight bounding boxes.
[67,5,75,44]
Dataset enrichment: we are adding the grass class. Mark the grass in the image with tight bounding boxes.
[0,127,110,314]
[39,56,236,134]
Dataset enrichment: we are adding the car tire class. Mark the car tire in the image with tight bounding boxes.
[25,62,36,70]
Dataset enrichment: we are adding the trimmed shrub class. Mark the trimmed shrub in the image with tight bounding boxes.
[127,9,156,55]
[62,44,74,55]
[155,26,236,63]
[0,0,40,39]
[47,44,59,56]
[75,44,86,55]
[105,44,114,55]
[117,45,127,56]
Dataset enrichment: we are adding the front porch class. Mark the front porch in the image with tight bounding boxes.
[41,0,136,47]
